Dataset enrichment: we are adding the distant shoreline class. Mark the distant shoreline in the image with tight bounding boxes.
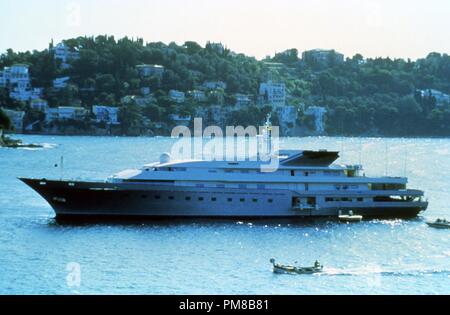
[8,131,450,140]
[0,134,43,148]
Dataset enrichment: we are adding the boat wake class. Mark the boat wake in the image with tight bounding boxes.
[320,267,450,277]
[19,143,58,151]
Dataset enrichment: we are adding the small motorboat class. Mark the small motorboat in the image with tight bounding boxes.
[426,218,450,229]
[339,210,363,223]
[270,259,323,275]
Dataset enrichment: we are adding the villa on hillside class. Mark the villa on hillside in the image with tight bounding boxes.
[92,106,120,125]
[169,90,186,103]
[30,99,49,112]
[136,64,165,78]
[53,77,71,89]
[188,90,207,102]
[54,43,80,69]
[259,81,286,107]
[45,107,89,123]
[203,81,227,90]
[235,93,252,108]
[419,89,450,107]
[169,114,191,126]
[0,64,44,102]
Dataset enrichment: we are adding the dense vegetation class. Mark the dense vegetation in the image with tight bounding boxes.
[0,108,24,147]
[1,36,450,136]
[0,108,11,131]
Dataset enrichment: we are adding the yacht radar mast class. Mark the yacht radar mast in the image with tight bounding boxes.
[263,113,273,156]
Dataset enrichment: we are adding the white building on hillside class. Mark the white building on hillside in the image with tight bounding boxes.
[10,87,42,102]
[188,90,207,102]
[235,93,252,108]
[54,43,80,69]
[136,64,165,78]
[9,64,30,88]
[92,106,120,125]
[203,81,227,90]
[141,87,151,96]
[259,81,286,107]
[0,64,30,89]
[169,90,185,103]
[0,69,10,87]
[169,114,191,126]
[0,64,44,102]
[420,89,450,107]
[58,107,88,120]
[53,77,71,89]
[30,99,49,111]
[45,107,88,123]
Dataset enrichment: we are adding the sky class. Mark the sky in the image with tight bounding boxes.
[1,0,449,60]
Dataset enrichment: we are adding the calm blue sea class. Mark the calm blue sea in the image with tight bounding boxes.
[0,135,449,295]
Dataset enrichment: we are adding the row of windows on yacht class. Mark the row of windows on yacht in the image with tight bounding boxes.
[146,167,345,177]
[143,194,274,203]
[175,182,362,191]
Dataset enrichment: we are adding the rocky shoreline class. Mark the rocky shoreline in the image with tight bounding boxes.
[0,132,43,149]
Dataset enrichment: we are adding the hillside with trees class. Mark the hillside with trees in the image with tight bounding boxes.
[1,36,450,136]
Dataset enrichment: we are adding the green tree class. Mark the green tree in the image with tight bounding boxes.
[118,102,145,136]
[0,108,12,131]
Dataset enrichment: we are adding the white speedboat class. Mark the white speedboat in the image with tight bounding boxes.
[338,210,363,222]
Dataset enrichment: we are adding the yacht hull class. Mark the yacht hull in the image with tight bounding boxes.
[20,178,428,219]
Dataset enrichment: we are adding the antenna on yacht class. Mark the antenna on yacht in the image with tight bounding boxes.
[358,138,363,166]
[384,142,389,176]
[264,113,272,156]
[60,156,64,180]
[54,156,64,180]
[340,118,344,163]
[403,145,408,178]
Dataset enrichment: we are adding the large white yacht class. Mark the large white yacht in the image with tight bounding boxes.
[20,132,428,219]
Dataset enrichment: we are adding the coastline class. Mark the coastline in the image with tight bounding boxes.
[4,118,450,142]
[9,131,450,140]
[0,131,43,148]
